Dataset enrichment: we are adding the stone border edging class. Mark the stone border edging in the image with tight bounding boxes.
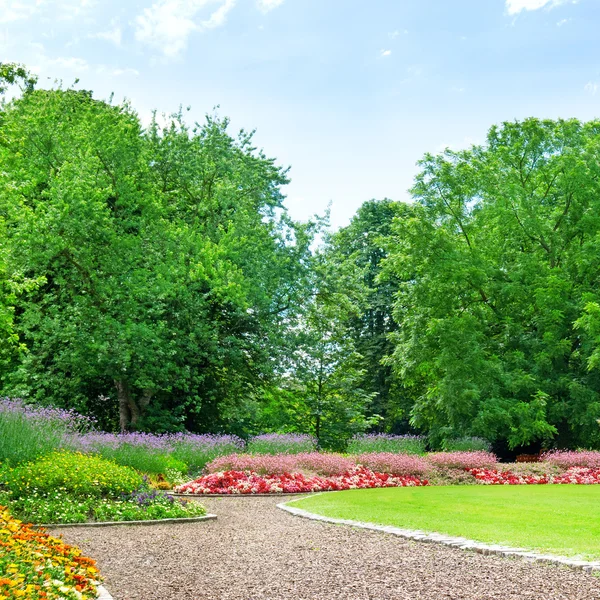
[97,585,113,600]
[41,514,217,528]
[278,502,600,574]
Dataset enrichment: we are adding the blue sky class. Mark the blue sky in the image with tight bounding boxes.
[1,0,599,229]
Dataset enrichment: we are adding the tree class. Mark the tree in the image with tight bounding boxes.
[329,199,410,430]
[383,118,600,450]
[279,246,377,450]
[0,79,312,432]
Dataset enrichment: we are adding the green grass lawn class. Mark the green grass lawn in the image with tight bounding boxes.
[290,485,600,560]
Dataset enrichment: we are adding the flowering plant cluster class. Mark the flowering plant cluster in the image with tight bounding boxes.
[541,450,600,469]
[469,466,600,485]
[176,466,426,495]
[355,453,432,476]
[2,452,143,500]
[0,505,100,599]
[426,451,498,470]
[205,452,356,476]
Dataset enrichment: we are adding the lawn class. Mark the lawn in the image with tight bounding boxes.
[290,485,600,561]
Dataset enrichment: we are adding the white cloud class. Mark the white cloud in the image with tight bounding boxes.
[0,0,95,23]
[90,19,122,46]
[585,81,599,95]
[96,65,139,77]
[134,0,236,58]
[256,0,283,12]
[505,0,571,15]
[380,49,392,57]
[0,0,41,23]
[556,17,571,25]
[45,56,89,71]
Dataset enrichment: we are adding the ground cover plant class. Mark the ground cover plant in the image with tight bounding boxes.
[290,485,600,561]
[0,505,101,599]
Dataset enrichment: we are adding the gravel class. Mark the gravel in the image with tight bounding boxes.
[52,496,600,600]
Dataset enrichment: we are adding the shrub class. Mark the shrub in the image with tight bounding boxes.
[441,436,491,452]
[354,453,432,476]
[246,433,317,455]
[348,434,426,455]
[0,398,93,466]
[0,504,101,599]
[426,451,497,470]
[205,452,355,476]
[2,451,143,499]
[541,450,600,470]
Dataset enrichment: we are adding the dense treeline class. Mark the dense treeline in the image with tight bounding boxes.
[2,64,600,452]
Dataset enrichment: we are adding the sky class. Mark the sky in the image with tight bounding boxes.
[1,0,599,229]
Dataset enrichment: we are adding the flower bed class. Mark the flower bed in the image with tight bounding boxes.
[541,450,600,470]
[176,466,427,495]
[469,466,600,485]
[0,506,101,599]
[205,452,356,476]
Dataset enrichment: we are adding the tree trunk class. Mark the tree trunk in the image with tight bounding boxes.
[115,379,131,433]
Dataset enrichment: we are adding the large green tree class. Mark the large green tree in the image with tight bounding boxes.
[329,199,411,430]
[384,118,600,450]
[0,72,311,432]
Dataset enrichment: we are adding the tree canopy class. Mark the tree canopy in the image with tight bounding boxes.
[2,64,600,451]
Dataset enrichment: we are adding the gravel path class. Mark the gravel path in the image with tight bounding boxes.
[52,496,600,600]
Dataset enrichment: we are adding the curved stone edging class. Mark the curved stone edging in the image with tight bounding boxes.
[97,585,113,600]
[278,502,600,574]
[42,514,217,528]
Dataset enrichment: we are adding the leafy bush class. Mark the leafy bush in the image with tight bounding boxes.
[354,453,432,476]
[441,436,491,452]
[426,451,497,470]
[2,451,143,499]
[541,450,600,469]
[348,434,426,455]
[0,504,101,599]
[3,489,206,524]
[246,433,317,455]
[0,398,93,466]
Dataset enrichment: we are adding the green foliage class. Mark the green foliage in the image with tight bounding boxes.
[0,81,313,433]
[91,446,188,477]
[441,437,492,452]
[347,434,426,455]
[2,489,206,524]
[2,451,143,499]
[383,118,600,450]
[0,408,68,466]
[328,200,409,427]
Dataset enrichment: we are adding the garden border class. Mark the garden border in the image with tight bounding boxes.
[42,514,217,528]
[278,501,600,574]
[97,585,113,600]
